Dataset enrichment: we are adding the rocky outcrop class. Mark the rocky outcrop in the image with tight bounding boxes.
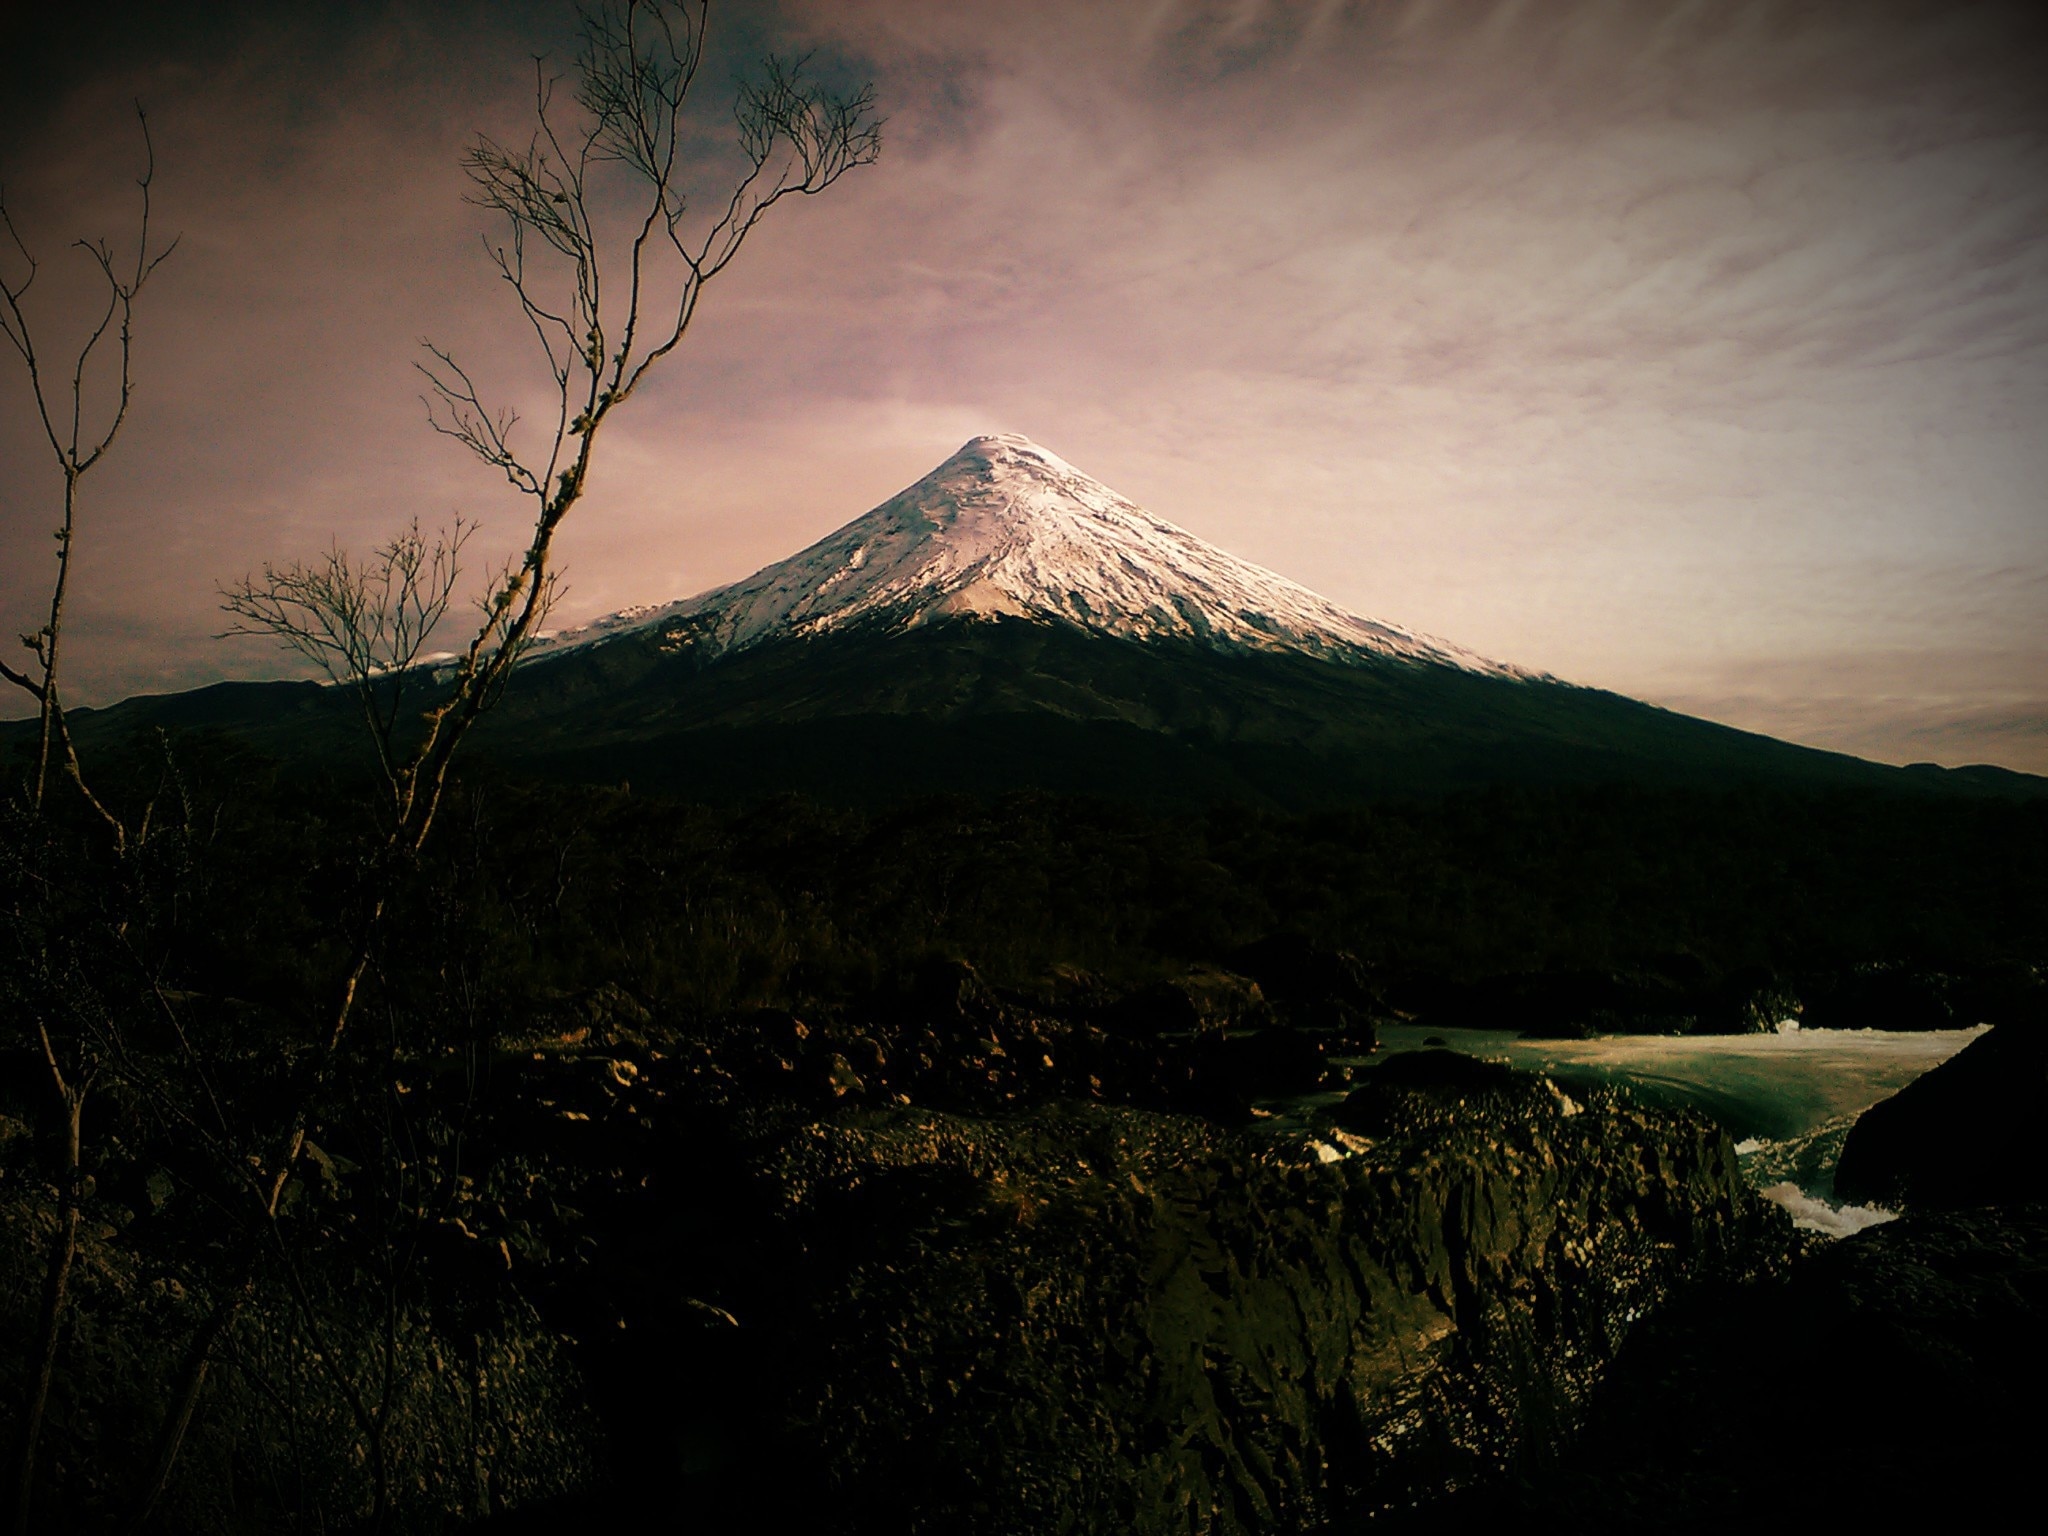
[1099,965,1277,1038]
[1799,963,1958,1031]
[1225,936,1384,1050]
[626,1052,1786,1534]
[1438,1206,2048,1531]
[1834,1023,2048,1208]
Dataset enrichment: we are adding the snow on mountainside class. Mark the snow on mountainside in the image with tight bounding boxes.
[535,434,1527,677]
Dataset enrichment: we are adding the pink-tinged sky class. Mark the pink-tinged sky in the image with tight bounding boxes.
[3,0,2045,772]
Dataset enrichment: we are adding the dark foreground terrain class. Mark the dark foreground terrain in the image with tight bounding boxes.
[1403,1023,2048,1532]
[2,983,1788,1533]
[3,754,2044,1531]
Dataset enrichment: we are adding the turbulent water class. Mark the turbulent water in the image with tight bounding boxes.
[1352,1024,1988,1237]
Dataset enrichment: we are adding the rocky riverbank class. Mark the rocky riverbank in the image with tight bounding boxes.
[1388,1006,2048,1530]
[458,1012,1792,1533]
[0,967,1833,1533]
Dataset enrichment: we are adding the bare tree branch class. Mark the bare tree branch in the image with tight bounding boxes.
[0,102,179,824]
[152,9,878,1504]
[221,519,483,815]
[3,109,178,1526]
[396,0,879,858]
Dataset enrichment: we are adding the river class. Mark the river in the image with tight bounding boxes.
[1321,1022,1987,1237]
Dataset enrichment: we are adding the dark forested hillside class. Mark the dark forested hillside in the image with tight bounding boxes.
[100,742,2048,1022]
[30,618,2044,813]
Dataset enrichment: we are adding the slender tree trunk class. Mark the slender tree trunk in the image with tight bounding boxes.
[119,1258,255,1536]
[32,470,79,811]
[11,1084,86,1536]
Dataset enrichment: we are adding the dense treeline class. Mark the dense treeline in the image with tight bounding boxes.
[378,771,2047,1017]
[51,736,2048,1024]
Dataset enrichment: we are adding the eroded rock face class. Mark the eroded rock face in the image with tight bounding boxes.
[1834,1024,2048,1208]
[641,1064,1785,1534]
[1443,1207,2048,1532]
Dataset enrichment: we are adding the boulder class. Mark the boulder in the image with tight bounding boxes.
[1688,965,1801,1035]
[1336,1048,1550,1137]
[1834,1023,2048,1208]
[1193,1025,1329,1102]
[905,955,1006,1027]
[1226,935,1384,1048]
[1098,964,1274,1038]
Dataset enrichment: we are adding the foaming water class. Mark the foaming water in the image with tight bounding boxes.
[1757,1182,1897,1237]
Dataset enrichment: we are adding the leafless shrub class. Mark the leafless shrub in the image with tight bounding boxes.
[0,104,177,839]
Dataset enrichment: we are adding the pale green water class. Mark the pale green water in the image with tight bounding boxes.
[1366,1023,1986,1144]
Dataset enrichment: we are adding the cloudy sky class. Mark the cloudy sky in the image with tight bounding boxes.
[3,0,2044,771]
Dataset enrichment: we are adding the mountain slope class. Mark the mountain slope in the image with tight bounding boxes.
[481,615,1918,805]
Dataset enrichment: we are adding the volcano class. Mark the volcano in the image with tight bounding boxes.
[536,434,1521,677]
[475,434,1970,804]
[35,435,2040,806]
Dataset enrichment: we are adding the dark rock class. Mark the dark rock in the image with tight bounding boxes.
[525,982,656,1046]
[1336,1048,1549,1137]
[1444,1207,2048,1532]
[1516,1014,1598,1040]
[1226,935,1384,1048]
[999,964,1117,1019]
[1688,965,1801,1035]
[906,955,1006,1027]
[1193,1025,1328,1101]
[1946,961,2048,1027]
[1801,962,1957,1031]
[1166,963,1277,1032]
[578,981,654,1045]
[1423,971,1707,1038]
[1098,964,1274,1038]
[1096,977,1202,1035]
[1359,1044,1523,1092]
[807,1051,866,1102]
[1834,1023,2048,1208]
[645,1076,1781,1536]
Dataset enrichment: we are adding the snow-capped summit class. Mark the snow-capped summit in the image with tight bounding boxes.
[541,434,1521,677]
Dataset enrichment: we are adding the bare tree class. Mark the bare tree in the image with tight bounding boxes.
[223,518,502,830]
[133,3,881,1521]
[231,0,880,867]
[0,106,177,1536]
[0,105,177,842]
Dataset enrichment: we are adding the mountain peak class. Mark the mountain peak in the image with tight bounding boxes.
[954,431,1053,457]
[540,436,1525,677]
